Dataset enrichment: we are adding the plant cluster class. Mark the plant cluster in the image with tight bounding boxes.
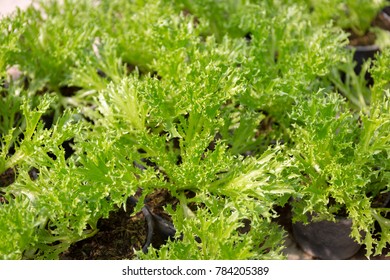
[0,0,389,259]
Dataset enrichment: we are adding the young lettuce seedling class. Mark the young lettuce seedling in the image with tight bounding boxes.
[287,49,390,257]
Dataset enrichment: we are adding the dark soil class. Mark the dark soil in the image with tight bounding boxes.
[60,188,178,260]
[347,30,376,47]
[60,208,146,260]
[0,168,16,204]
[0,168,16,188]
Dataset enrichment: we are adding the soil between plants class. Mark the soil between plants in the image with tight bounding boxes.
[60,210,146,260]
[60,188,178,260]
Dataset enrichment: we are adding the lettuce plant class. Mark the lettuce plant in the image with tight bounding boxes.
[298,0,388,36]
[287,48,390,257]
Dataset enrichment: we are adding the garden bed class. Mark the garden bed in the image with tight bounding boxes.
[1,0,390,260]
